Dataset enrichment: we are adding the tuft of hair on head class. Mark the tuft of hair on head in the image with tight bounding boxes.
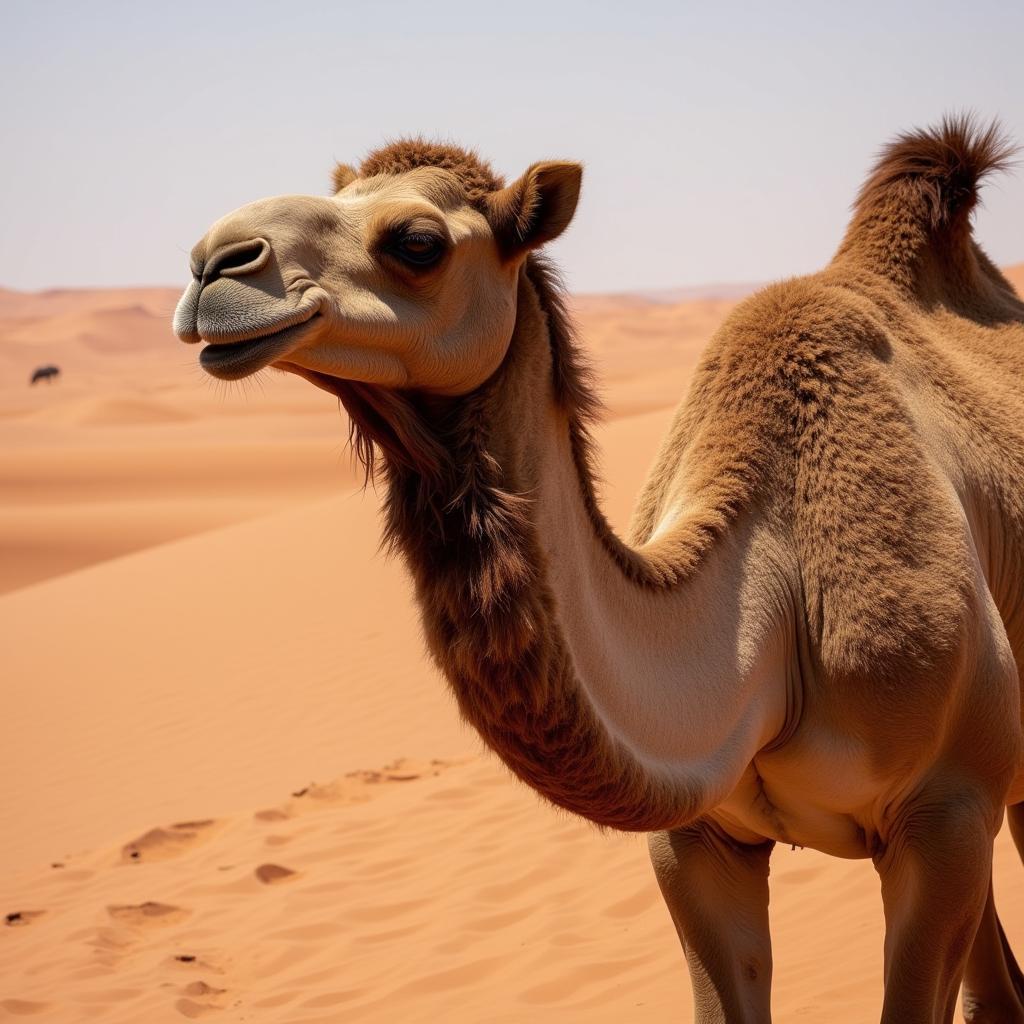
[359,138,505,208]
[854,113,1017,230]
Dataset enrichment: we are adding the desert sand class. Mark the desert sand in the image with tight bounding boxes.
[3,267,1024,1021]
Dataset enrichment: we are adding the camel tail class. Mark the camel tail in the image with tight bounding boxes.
[838,115,1018,288]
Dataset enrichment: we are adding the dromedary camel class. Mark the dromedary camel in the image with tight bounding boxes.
[175,117,1024,1023]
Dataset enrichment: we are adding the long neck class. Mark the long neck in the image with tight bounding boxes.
[380,262,783,831]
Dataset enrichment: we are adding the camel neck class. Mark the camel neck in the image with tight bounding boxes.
[380,263,785,830]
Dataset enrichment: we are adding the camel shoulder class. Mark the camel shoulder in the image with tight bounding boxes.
[704,276,976,684]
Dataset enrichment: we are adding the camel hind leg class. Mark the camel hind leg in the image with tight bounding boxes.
[962,871,1024,1023]
[960,802,1024,1022]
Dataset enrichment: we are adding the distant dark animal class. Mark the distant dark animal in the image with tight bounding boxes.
[30,365,60,385]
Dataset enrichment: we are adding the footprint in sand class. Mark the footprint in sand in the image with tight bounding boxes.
[122,819,219,863]
[347,757,462,785]
[5,910,45,927]
[177,979,228,1015]
[182,981,226,997]
[107,901,190,926]
[253,807,293,822]
[254,781,371,822]
[255,863,299,885]
[254,758,462,822]
[175,993,225,1019]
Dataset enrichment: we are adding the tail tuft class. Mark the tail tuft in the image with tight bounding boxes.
[854,114,1016,230]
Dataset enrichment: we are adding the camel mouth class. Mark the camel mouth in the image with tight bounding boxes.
[199,310,323,380]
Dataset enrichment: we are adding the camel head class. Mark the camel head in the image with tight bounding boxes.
[173,142,582,398]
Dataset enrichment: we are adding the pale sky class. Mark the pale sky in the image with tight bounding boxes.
[3,0,1022,295]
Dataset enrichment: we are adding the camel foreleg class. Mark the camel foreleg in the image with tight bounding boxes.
[874,783,1001,1024]
[648,822,774,1024]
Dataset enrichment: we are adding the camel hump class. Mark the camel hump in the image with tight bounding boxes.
[837,115,1017,288]
[857,115,1014,229]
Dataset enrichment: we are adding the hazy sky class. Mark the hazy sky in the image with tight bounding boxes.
[3,0,1022,294]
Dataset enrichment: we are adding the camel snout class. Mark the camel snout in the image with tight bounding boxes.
[172,213,329,380]
[173,230,308,347]
[173,195,344,353]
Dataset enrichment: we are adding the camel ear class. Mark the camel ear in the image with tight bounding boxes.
[331,163,358,193]
[487,161,582,260]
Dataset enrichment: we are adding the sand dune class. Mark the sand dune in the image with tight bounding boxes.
[1,404,670,873]
[3,268,1023,1021]
[0,282,705,591]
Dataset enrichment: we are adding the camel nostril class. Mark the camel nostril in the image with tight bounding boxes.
[202,238,271,283]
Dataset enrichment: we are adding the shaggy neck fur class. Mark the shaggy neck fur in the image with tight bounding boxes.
[322,256,767,831]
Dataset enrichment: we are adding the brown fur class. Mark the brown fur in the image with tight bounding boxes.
[357,139,505,206]
[854,115,1015,231]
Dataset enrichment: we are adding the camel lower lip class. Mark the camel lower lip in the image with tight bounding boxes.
[199,313,321,380]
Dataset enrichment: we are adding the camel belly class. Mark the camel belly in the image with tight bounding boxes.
[709,752,886,860]
[711,690,1024,855]
[710,800,876,859]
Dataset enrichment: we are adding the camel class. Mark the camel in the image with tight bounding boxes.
[30,365,59,385]
[174,117,1024,1023]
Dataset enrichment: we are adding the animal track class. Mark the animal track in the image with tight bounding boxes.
[174,976,229,1018]
[107,901,190,926]
[183,981,226,997]
[254,758,463,822]
[122,819,219,863]
[255,863,298,885]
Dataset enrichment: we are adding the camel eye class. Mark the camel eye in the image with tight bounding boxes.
[391,232,445,268]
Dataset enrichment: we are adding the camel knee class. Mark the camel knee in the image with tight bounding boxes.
[648,824,773,902]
